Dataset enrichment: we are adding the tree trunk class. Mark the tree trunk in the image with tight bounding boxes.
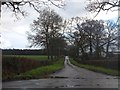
[76,46,79,58]
[58,47,61,57]
[81,46,85,56]
[50,45,54,60]
[80,46,87,60]
[47,43,50,60]
[89,38,93,55]
[46,26,50,60]
[106,41,110,58]
[96,38,100,58]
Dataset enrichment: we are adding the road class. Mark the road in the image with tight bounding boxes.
[3,56,119,88]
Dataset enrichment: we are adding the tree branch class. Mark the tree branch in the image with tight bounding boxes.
[86,0,119,17]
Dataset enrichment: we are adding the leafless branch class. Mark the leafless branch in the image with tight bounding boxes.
[1,0,65,18]
[86,0,119,17]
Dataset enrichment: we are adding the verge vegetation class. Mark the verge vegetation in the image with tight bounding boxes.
[15,58,64,80]
[70,59,119,76]
[2,55,64,81]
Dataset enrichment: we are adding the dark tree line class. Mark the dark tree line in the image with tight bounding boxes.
[2,49,47,55]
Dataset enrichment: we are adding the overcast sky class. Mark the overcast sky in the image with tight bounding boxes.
[0,0,118,49]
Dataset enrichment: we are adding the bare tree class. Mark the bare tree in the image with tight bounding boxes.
[78,20,105,58]
[103,20,118,57]
[67,18,107,60]
[86,0,120,57]
[64,17,89,59]
[27,8,63,60]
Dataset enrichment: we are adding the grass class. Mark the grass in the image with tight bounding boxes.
[70,59,119,76]
[12,58,64,80]
[3,55,48,61]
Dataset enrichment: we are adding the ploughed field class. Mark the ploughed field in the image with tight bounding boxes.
[2,55,64,81]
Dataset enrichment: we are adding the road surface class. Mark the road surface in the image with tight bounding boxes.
[3,56,119,88]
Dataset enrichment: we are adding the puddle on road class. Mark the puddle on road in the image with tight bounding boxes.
[113,77,119,79]
[96,84,100,86]
[106,77,110,79]
[74,84,81,86]
[35,75,119,80]
[50,76,68,79]
[74,77,86,79]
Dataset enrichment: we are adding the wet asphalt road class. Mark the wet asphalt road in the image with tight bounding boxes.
[2,56,119,88]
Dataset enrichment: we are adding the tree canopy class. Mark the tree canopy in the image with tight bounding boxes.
[65,17,118,60]
[27,8,66,60]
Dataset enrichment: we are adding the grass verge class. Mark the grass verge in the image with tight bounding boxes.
[13,58,64,80]
[70,59,119,76]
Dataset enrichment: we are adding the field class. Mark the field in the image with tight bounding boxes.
[2,55,64,81]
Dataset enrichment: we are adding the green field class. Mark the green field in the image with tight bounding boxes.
[3,55,48,61]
